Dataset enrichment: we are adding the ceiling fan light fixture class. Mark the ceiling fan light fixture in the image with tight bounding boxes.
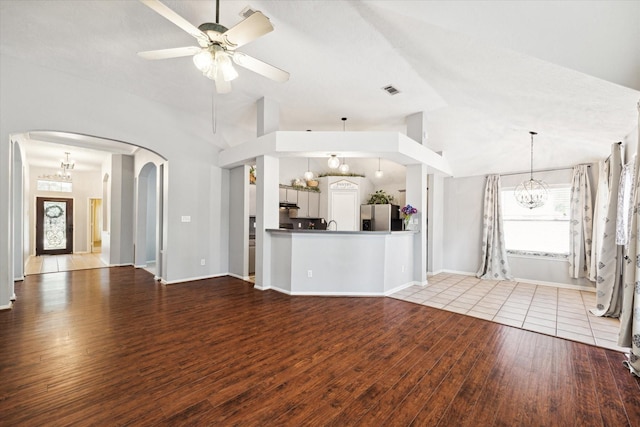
[193,48,214,72]
[217,51,238,81]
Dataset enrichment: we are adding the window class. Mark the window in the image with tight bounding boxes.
[37,180,73,193]
[501,185,571,255]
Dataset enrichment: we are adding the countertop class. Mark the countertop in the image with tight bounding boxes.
[266,228,416,235]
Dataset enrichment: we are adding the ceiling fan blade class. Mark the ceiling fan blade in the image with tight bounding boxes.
[139,0,210,46]
[138,46,202,60]
[232,52,290,82]
[221,11,273,49]
[215,79,232,94]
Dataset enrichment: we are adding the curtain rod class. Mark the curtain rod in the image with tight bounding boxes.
[499,163,591,178]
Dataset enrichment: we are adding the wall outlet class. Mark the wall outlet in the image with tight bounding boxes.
[200,259,205,266]
[402,265,405,272]
[298,222,302,228]
[307,270,313,278]
[181,216,191,223]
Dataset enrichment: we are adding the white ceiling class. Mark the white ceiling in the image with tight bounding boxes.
[1,0,639,177]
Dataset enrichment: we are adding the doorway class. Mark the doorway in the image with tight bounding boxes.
[35,197,74,255]
[89,198,102,253]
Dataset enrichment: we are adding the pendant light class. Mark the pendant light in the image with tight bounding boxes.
[338,117,350,173]
[328,155,340,169]
[375,157,384,178]
[514,131,548,209]
[339,158,350,174]
[304,158,314,181]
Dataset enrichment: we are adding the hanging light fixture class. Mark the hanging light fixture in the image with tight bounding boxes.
[304,158,314,181]
[375,157,384,178]
[328,154,340,169]
[515,131,548,209]
[60,152,75,171]
[339,157,350,174]
[338,117,350,173]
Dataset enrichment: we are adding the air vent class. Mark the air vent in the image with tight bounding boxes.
[239,6,256,18]
[382,85,401,96]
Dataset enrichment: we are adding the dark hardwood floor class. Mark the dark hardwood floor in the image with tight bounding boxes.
[1,267,638,426]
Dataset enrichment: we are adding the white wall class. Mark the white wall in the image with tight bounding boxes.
[0,54,230,307]
[443,167,597,287]
[228,166,248,277]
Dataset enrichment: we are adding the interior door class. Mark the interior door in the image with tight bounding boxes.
[36,197,74,255]
[331,191,359,231]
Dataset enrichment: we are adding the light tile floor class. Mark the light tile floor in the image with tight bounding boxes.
[25,253,107,275]
[390,273,628,353]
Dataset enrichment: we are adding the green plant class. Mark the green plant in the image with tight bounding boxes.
[367,190,394,204]
[317,172,365,178]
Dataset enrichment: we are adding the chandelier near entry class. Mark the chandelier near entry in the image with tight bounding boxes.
[515,131,548,209]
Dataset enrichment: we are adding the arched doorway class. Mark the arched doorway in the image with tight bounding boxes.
[135,162,158,276]
[12,131,166,280]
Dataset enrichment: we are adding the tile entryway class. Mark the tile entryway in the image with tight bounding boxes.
[390,273,628,353]
[25,253,107,275]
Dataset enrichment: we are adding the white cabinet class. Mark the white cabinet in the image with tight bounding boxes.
[297,191,309,217]
[308,192,320,218]
[279,187,298,204]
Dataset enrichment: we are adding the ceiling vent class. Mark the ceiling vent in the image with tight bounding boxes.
[239,6,256,18]
[382,85,401,96]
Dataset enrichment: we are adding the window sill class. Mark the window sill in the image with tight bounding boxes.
[507,250,569,261]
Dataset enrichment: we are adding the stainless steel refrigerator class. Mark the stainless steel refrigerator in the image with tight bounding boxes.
[360,204,402,231]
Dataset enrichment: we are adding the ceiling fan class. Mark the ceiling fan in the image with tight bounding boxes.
[138,0,290,93]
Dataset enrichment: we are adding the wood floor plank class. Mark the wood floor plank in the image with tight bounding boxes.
[1,267,639,426]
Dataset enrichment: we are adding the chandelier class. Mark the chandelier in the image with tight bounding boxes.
[40,152,75,182]
[515,131,548,209]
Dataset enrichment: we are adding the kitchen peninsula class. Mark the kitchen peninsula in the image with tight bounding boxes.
[221,126,452,295]
[267,228,417,295]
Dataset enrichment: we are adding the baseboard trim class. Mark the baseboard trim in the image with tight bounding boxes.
[438,270,596,292]
[441,269,477,276]
[14,276,24,282]
[134,264,147,268]
[0,301,13,310]
[161,272,228,285]
[227,273,251,281]
[109,263,135,267]
[513,277,596,292]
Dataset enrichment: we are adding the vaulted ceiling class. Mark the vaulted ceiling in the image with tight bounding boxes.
[1,0,638,177]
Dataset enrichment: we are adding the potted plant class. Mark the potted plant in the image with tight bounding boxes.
[367,190,394,205]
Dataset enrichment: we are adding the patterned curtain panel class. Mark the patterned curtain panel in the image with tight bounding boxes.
[619,100,640,377]
[590,142,623,317]
[589,160,608,282]
[476,175,513,280]
[616,160,635,245]
[568,164,593,279]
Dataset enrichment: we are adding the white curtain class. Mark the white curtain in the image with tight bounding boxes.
[616,160,635,245]
[619,100,640,377]
[589,160,608,281]
[591,143,623,317]
[477,175,513,280]
[569,165,593,279]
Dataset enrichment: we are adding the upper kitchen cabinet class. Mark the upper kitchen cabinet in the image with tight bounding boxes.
[279,186,298,204]
[297,190,309,217]
[308,192,320,218]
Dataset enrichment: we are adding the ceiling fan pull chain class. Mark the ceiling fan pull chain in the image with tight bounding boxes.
[211,87,217,134]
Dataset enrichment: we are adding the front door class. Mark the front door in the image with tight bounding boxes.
[36,197,74,256]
